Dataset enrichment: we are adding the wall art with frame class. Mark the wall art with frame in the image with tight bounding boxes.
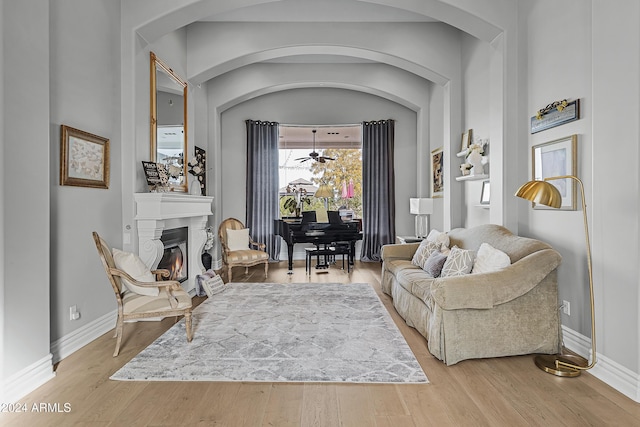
[60,125,110,189]
[532,134,577,210]
[431,146,444,198]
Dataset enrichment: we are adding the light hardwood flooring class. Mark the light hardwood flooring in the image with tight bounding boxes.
[3,261,639,426]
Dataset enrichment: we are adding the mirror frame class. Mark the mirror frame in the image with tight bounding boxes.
[150,51,188,192]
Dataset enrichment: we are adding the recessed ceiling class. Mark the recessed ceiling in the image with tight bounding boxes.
[279,125,361,148]
[200,0,437,23]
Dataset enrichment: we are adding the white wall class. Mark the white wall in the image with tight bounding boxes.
[460,33,491,228]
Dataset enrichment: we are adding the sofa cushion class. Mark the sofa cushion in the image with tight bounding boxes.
[472,242,511,274]
[386,259,418,276]
[426,229,450,248]
[396,268,435,296]
[441,246,475,277]
[422,250,448,278]
[411,240,441,268]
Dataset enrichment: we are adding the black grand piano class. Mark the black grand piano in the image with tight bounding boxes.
[274,212,362,272]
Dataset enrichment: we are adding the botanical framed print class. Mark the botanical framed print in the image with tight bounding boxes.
[532,134,577,210]
[431,146,444,198]
[60,125,110,189]
[461,129,473,153]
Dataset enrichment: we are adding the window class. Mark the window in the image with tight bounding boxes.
[279,125,362,219]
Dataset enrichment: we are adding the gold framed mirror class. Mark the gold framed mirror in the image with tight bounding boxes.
[150,51,188,192]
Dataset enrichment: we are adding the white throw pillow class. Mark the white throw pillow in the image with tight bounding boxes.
[411,240,441,268]
[441,246,475,277]
[226,228,250,251]
[426,229,450,249]
[112,248,159,296]
[472,243,511,274]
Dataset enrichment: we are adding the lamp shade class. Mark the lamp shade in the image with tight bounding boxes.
[515,180,562,208]
[410,198,433,215]
[314,184,333,198]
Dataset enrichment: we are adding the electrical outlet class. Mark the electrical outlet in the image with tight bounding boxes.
[562,300,570,316]
[69,305,80,321]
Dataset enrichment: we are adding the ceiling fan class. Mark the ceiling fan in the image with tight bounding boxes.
[295,129,335,163]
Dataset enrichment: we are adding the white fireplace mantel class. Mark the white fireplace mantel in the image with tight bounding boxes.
[134,193,214,294]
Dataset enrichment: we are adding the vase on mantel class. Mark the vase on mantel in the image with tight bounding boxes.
[467,150,484,176]
[189,174,202,195]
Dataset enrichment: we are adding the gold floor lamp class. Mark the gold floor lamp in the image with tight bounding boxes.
[515,175,596,377]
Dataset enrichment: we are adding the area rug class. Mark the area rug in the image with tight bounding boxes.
[110,282,428,384]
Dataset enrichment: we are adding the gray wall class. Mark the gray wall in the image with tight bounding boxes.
[49,0,122,345]
[2,0,52,382]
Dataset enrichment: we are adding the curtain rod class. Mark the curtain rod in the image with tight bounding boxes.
[280,123,362,128]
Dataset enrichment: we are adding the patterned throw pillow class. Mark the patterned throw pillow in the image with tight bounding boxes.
[411,240,441,268]
[472,243,511,274]
[422,250,448,277]
[441,246,475,277]
[426,229,450,249]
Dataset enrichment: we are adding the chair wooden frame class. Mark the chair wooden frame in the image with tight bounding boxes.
[92,232,193,356]
[218,218,269,282]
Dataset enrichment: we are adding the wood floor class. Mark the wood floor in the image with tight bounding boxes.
[3,261,639,426]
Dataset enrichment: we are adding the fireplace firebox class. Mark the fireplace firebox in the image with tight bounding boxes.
[157,227,188,282]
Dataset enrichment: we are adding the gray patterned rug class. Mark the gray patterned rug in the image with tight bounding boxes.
[110,282,428,384]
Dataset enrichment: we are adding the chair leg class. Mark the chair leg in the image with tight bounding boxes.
[245,267,249,275]
[113,316,124,357]
[264,261,269,278]
[185,311,193,342]
[228,266,233,282]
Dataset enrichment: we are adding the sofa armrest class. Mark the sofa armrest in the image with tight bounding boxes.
[430,248,562,310]
[381,242,421,261]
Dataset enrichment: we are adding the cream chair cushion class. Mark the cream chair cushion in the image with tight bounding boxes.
[112,249,159,296]
[226,228,250,251]
[122,289,191,314]
[227,249,269,263]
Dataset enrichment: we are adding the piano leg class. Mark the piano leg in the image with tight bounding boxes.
[287,243,294,274]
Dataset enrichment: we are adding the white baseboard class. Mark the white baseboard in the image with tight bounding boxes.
[1,354,55,403]
[562,325,640,402]
[50,309,116,364]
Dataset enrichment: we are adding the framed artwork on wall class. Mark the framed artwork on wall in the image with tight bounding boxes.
[480,180,490,204]
[460,129,473,153]
[532,134,577,210]
[60,125,110,189]
[431,146,444,198]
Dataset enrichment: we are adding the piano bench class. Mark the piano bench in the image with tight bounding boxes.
[305,246,351,274]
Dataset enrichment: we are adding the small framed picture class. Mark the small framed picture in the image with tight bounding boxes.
[60,125,110,189]
[532,135,577,210]
[461,129,473,153]
[480,180,490,205]
[431,147,444,198]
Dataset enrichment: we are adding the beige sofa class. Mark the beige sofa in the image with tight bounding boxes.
[381,224,562,365]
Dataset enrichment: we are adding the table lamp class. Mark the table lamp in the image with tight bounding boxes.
[515,175,596,377]
[315,184,333,209]
[409,198,433,238]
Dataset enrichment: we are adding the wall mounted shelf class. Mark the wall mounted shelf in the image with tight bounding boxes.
[455,174,489,182]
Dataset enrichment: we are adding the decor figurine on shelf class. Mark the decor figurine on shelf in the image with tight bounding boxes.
[460,163,472,176]
[466,142,484,175]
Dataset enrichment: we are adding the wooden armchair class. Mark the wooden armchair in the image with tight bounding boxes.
[218,218,269,282]
[92,232,193,356]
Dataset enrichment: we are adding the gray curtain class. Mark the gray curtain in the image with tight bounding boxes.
[360,119,396,261]
[246,120,280,261]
